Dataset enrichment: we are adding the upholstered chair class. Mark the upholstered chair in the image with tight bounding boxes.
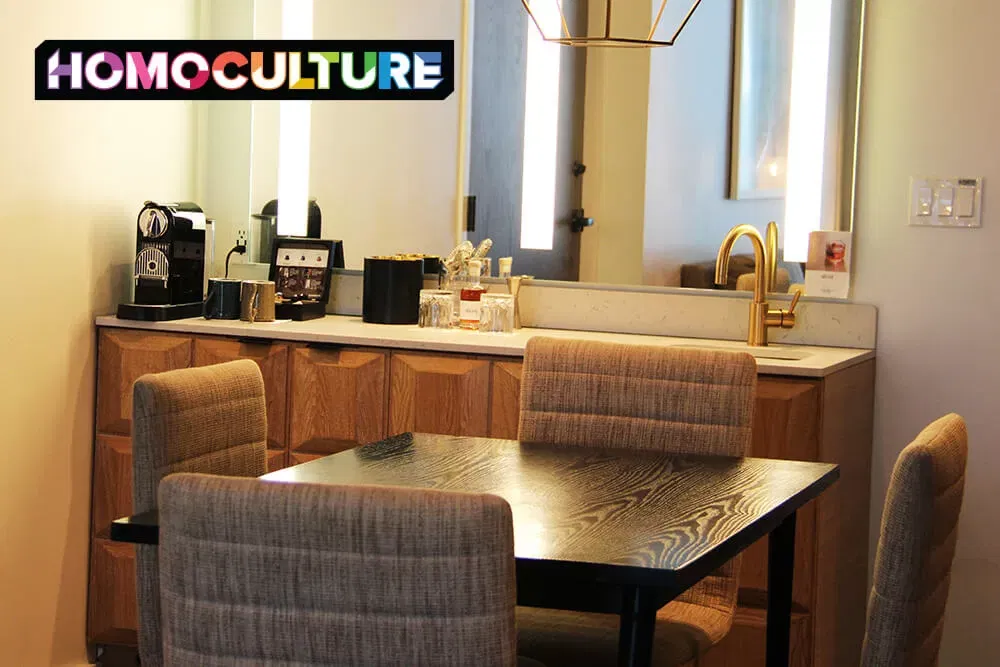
[157,473,526,666]
[516,337,758,666]
[736,268,791,293]
[132,360,268,667]
[861,414,968,667]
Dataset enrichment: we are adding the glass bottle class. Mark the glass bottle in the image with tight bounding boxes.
[459,259,486,330]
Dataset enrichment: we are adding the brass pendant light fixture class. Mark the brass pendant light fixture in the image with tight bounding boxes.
[521,0,706,48]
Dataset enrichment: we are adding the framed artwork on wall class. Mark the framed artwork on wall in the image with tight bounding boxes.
[728,0,795,200]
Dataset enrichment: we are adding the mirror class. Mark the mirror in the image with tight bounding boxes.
[201,0,864,298]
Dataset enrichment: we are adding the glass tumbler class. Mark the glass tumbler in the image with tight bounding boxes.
[478,293,515,333]
[418,289,455,329]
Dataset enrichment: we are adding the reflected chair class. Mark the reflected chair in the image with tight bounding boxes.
[516,337,758,667]
[157,473,536,666]
[132,360,268,667]
[736,269,791,293]
[861,413,968,666]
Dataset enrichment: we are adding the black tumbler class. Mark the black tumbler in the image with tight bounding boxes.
[203,278,243,320]
[362,257,424,325]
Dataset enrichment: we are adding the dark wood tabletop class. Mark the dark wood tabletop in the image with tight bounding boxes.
[261,433,837,586]
[110,433,839,667]
[113,436,839,573]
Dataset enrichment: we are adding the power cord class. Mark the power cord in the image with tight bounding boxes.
[224,239,247,278]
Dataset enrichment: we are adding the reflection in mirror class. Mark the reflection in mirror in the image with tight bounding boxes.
[200,0,862,300]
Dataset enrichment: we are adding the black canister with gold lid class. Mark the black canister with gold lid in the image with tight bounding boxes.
[362,256,425,324]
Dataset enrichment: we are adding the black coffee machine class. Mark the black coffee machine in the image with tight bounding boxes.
[117,201,207,321]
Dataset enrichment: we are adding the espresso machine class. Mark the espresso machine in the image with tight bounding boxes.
[117,201,207,321]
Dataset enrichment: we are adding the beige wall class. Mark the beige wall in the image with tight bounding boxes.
[854,0,1000,663]
[577,2,650,286]
[310,0,465,269]
[0,1,197,664]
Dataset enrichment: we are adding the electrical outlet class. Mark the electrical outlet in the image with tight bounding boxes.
[236,229,248,248]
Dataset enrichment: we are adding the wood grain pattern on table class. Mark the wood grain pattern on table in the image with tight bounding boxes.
[263,433,839,582]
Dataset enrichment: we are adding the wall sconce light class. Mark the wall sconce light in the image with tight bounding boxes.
[521,0,706,48]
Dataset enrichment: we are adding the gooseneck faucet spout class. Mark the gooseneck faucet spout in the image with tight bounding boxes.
[715,222,800,347]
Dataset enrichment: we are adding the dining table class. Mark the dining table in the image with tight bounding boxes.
[111,432,839,667]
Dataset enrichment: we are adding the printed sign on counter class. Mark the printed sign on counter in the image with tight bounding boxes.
[805,231,851,299]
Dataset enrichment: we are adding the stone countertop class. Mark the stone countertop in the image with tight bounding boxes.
[95,315,874,378]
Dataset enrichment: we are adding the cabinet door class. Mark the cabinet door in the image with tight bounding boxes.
[389,352,491,437]
[739,377,821,610]
[490,360,523,439]
[192,337,290,449]
[288,346,388,456]
[87,539,137,646]
[91,435,133,538]
[267,449,287,472]
[97,330,192,435]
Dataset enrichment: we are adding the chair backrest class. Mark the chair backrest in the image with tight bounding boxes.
[131,359,268,667]
[518,337,757,617]
[158,473,518,667]
[736,268,791,293]
[518,337,757,457]
[861,414,968,667]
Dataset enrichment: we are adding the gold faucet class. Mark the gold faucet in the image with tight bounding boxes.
[715,222,801,347]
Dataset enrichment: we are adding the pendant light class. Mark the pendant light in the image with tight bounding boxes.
[521,0,706,48]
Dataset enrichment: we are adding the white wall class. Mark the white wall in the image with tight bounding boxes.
[643,0,784,286]
[0,2,197,664]
[853,0,1000,663]
[309,0,465,269]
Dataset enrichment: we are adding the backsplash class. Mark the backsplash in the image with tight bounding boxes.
[324,270,877,349]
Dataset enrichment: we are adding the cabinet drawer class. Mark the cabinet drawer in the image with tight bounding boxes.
[288,346,388,455]
[97,330,192,435]
[91,435,133,538]
[389,352,491,437]
[87,538,137,646]
[490,360,523,439]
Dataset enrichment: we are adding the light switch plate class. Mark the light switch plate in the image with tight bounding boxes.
[910,177,983,228]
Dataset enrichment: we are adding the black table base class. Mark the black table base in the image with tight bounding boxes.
[766,512,798,667]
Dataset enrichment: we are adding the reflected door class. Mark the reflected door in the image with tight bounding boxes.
[467,0,587,281]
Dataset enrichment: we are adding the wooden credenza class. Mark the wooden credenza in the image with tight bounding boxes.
[88,327,874,667]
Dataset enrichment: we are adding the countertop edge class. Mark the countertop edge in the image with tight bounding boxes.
[94,315,875,378]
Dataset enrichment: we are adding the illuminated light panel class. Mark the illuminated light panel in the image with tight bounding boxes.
[783,0,834,263]
[276,0,313,236]
[519,0,562,251]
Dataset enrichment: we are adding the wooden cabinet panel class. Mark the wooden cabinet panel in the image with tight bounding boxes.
[91,435,132,538]
[739,377,821,610]
[692,607,810,667]
[289,452,324,466]
[267,449,287,472]
[97,330,192,435]
[288,346,388,455]
[490,361,523,439]
[87,539,137,646]
[192,337,290,449]
[389,352,491,437]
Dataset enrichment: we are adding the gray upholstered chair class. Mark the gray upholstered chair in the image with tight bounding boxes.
[516,337,758,667]
[132,359,268,667]
[157,473,525,666]
[861,413,968,667]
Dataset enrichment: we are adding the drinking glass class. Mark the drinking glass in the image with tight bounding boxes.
[418,289,455,329]
[478,293,514,333]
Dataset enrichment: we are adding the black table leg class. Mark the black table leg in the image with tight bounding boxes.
[618,586,657,667]
[766,511,797,667]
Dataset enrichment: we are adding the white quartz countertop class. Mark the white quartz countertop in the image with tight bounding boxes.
[95,315,874,378]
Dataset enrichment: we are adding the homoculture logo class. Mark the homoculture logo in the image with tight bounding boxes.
[35,40,454,100]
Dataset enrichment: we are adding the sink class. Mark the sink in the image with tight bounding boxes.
[672,344,812,361]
